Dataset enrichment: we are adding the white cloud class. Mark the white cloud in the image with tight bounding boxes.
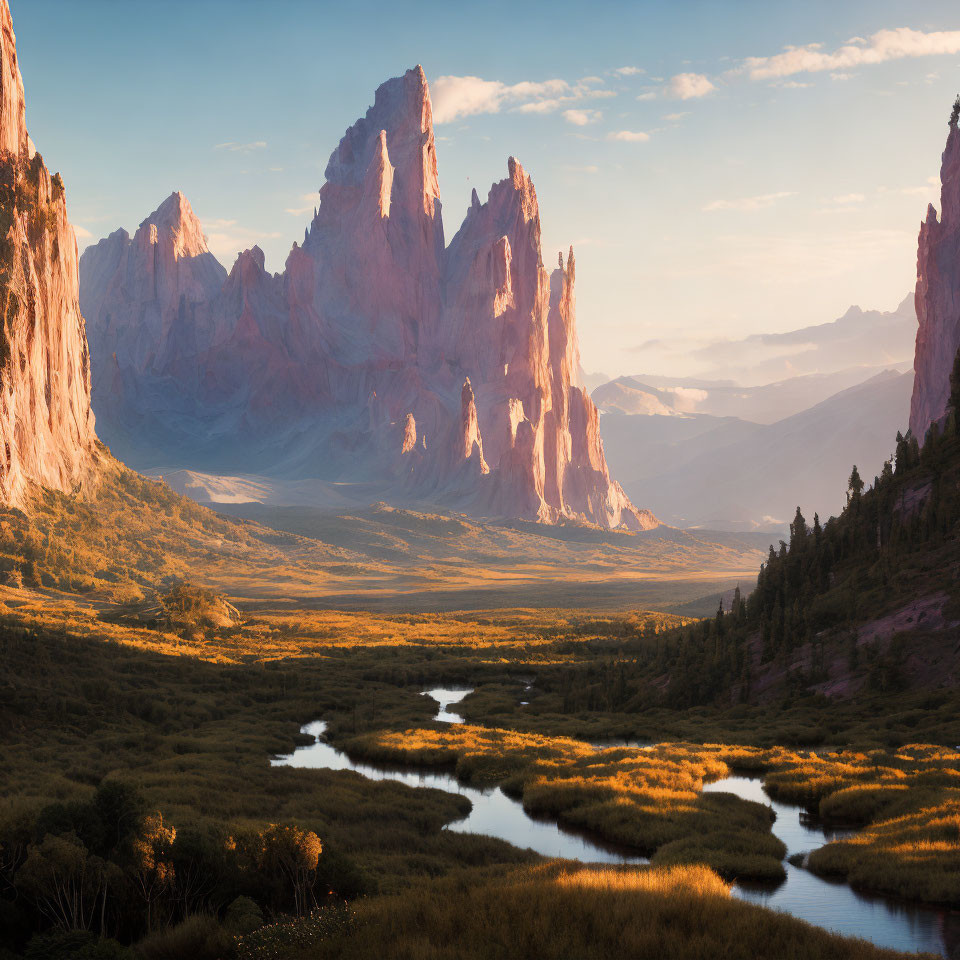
[830,72,854,81]
[636,91,658,101]
[431,75,613,123]
[563,108,600,126]
[663,112,689,122]
[744,27,960,80]
[515,99,565,114]
[73,224,92,239]
[607,130,651,142]
[615,66,644,76]
[662,386,709,411]
[215,141,267,153]
[285,191,322,216]
[666,72,715,99]
[879,177,939,197]
[201,219,282,263]
[833,193,865,204]
[703,191,795,212]
[780,80,813,89]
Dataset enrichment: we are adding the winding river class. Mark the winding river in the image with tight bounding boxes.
[273,688,958,957]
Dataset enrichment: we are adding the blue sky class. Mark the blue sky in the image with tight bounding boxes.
[12,0,960,378]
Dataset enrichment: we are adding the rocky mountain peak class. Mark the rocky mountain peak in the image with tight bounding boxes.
[317,65,440,228]
[940,114,960,226]
[80,66,655,531]
[910,100,960,439]
[138,191,211,261]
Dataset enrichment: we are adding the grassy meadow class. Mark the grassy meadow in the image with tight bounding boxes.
[1,474,957,958]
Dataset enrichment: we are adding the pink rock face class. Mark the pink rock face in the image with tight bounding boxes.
[81,192,227,378]
[0,0,99,506]
[910,110,960,440]
[81,66,656,530]
[440,162,655,529]
[304,65,444,366]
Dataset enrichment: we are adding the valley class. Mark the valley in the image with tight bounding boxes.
[1,2,960,959]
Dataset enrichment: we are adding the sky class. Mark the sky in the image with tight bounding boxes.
[11,0,960,379]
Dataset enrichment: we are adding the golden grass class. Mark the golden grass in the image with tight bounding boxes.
[346,726,787,882]
[0,460,765,616]
[681,742,960,905]
[302,863,928,960]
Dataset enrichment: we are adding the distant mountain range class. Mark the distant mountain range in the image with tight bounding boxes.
[599,369,913,531]
[587,294,918,532]
[626,295,916,387]
[593,361,913,426]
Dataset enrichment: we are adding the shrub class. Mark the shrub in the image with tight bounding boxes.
[223,896,264,936]
[24,931,132,960]
[135,914,231,960]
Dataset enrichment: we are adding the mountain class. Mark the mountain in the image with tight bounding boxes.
[80,69,653,531]
[0,0,100,507]
[595,363,913,426]
[628,295,916,387]
[911,102,960,440]
[601,370,913,530]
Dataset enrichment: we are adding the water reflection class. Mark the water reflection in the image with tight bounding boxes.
[273,696,958,957]
[273,719,645,864]
[704,775,956,957]
[422,687,472,724]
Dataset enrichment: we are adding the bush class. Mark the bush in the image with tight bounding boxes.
[135,915,231,960]
[223,896,264,936]
[24,931,132,960]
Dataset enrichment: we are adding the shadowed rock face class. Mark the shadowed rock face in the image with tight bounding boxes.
[0,0,100,506]
[910,107,960,440]
[81,67,656,531]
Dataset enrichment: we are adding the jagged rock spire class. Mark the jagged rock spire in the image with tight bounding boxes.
[909,97,960,439]
[79,66,656,530]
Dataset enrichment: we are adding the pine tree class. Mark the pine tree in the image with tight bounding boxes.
[847,465,864,505]
[895,431,908,473]
[790,506,807,550]
[947,345,960,436]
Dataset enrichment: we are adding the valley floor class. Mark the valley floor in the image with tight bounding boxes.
[2,587,959,959]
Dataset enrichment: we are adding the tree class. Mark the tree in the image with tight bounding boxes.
[129,813,176,932]
[947,345,960,435]
[169,822,231,919]
[790,506,807,550]
[92,780,145,859]
[17,833,108,932]
[847,465,865,506]
[256,825,322,917]
[951,93,960,127]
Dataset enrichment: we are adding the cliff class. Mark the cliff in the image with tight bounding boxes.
[910,99,960,439]
[0,0,99,506]
[81,68,656,530]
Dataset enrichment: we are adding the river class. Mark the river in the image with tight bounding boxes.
[272,687,958,956]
